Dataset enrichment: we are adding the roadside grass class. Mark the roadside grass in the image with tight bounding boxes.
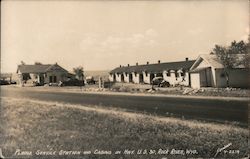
[0,97,248,159]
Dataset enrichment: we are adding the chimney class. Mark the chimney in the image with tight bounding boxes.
[146,61,149,65]
[127,64,130,67]
[158,60,161,64]
[136,62,138,66]
[185,58,189,61]
[119,65,121,67]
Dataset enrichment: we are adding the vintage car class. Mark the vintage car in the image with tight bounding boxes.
[151,77,170,87]
[86,76,96,85]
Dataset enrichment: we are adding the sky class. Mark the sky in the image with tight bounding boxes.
[1,0,249,72]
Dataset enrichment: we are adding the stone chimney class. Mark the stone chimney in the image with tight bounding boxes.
[119,65,121,67]
[158,60,161,64]
[185,58,189,61]
[136,62,138,66]
[146,61,149,65]
[127,64,130,67]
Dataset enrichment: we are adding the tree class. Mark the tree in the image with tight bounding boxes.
[73,66,84,89]
[21,61,26,65]
[211,40,248,87]
[241,35,250,68]
[34,62,42,65]
[212,44,238,68]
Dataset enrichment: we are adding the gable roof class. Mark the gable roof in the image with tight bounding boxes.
[110,60,195,74]
[201,54,224,68]
[46,63,68,72]
[190,54,246,71]
[17,63,68,74]
[190,54,224,70]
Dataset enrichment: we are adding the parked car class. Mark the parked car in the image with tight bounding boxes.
[151,77,170,87]
[86,76,96,85]
[0,80,9,85]
[10,81,17,85]
[62,79,85,86]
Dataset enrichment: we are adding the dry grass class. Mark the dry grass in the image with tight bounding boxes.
[0,97,248,159]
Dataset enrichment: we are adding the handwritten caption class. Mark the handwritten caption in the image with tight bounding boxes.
[14,148,199,157]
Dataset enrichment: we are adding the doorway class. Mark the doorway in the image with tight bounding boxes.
[121,74,124,82]
[139,74,143,83]
[129,74,133,82]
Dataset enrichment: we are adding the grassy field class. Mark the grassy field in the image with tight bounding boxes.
[0,97,248,159]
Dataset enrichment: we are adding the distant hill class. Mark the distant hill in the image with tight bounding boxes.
[84,70,110,80]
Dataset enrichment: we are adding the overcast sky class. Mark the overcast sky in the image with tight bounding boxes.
[1,0,249,72]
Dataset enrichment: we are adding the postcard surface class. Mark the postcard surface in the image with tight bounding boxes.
[0,0,249,159]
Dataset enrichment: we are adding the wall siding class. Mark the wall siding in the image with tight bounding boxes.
[45,72,67,84]
[190,73,201,89]
[215,69,248,88]
[109,75,114,82]
[132,72,139,84]
[143,72,151,84]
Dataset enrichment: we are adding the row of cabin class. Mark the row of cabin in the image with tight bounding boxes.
[109,58,194,86]
[109,54,249,88]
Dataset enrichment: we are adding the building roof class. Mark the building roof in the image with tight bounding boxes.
[17,63,68,74]
[110,60,196,74]
[200,54,224,69]
[46,64,68,72]
[190,54,246,71]
[189,54,224,71]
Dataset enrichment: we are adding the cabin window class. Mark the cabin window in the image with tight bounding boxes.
[49,76,57,83]
[180,71,185,76]
[175,71,179,78]
[49,76,53,83]
[166,71,171,77]
[53,76,57,83]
